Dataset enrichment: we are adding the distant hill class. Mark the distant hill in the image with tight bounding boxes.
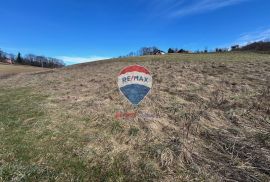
[236,41,270,53]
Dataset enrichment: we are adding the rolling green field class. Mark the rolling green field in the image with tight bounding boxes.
[0,52,270,181]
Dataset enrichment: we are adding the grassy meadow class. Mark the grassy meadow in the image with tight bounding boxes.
[0,63,48,79]
[0,52,270,181]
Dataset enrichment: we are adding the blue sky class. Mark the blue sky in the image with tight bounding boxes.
[0,0,270,65]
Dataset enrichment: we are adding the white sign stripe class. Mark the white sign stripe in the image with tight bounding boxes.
[118,71,152,88]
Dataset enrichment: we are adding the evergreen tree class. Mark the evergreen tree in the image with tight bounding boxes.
[168,48,175,53]
[16,52,23,64]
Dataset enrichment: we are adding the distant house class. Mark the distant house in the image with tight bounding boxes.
[154,50,166,55]
[6,59,13,64]
[231,45,240,51]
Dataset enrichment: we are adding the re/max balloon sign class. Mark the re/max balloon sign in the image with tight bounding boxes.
[118,65,152,106]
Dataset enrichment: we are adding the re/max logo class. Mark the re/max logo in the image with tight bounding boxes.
[122,76,149,83]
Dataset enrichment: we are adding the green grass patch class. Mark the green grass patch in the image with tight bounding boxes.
[0,88,150,181]
[110,121,124,134]
[128,127,139,137]
[0,88,51,181]
[0,88,92,181]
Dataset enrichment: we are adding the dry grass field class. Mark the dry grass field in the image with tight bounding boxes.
[0,52,270,181]
[0,63,48,79]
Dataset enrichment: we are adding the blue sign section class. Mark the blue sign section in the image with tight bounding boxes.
[120,84,151,105]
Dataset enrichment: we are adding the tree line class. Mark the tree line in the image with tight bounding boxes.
[120,46,219,57]
[0,49,65,68]
[120,41,270,58]
[120,46,162,58]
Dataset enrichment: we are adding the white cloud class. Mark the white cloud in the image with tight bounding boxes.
[153,0,251,18]
[236,28,270,45]
[57,56,110,65]
[217,28,270,49]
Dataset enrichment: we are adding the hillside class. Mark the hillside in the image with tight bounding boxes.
[0,52,270,181]
[236,41,270,53]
